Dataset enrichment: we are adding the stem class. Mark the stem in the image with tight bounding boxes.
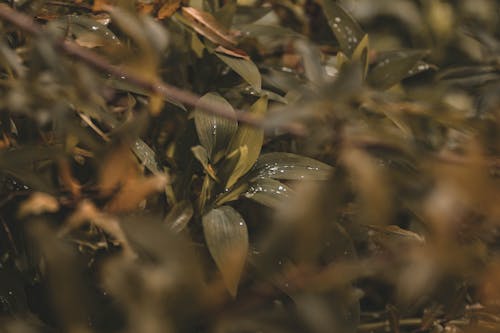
[0,4,305,135]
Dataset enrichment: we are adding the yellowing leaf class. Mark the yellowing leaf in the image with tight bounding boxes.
[224,96,268,187]
[225,145,249,189]
[202,206,248,297]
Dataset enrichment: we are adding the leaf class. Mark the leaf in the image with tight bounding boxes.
[236,24,302,39]
[322,1,365,57]
[250,153,333,181]
[244,178,292,208]
[214,1,237,29]
[157,0,181,20]
[225,96,268,186]
[132,139,161,175]
[182,6,237,48]
[224,145,249,189]
[18,192,60,218]
[49,15,121,48]
[215,52,262,91]
[202,206,248,297]
[351,34,369,78]
[194,93,238,162]
[105,174,168,213]
[191,145,218,180]
[214,45,250,60]
[367,50,429,90]
[164,200,194,233]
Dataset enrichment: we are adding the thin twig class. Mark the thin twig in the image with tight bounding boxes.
[0,4,305,135]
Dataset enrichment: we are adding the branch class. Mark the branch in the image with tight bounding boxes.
[0,4,305,135]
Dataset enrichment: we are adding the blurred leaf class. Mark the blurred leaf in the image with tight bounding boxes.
[105,174,168,213]
[233,6,273,25]
[244,177,292,208]
[214,1,237,29]
[351,34,369,78]
[18,192,59,218]
[237,24,302,39]
[322,1,365,57]
[202,205,248,297]
[194,93,238,162]
[164,200,194,233]
[250,153,333,181]
[215,52,262,91]
[367,50,429,90]
[157,0,181,20]
[49,15,121,48]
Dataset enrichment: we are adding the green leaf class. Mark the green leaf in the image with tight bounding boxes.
[251,153,333,181]
[202,206,248,297]
[225,96,268,187]
[322,1,365,57]
[191,145,217,179]
[244,178,292,208]
[215,52,262,91]
[367,50,429,90]
[194,93,238,162]
[164,200,194,233]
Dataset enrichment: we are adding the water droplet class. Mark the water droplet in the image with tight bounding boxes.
[335,17,341,23]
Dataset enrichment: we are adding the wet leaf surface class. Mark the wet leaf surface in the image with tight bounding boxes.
[250,152,333,181]
[202,205,248,297]
[194,93,238,162]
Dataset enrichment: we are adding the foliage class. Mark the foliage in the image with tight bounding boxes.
[0,0,499,333]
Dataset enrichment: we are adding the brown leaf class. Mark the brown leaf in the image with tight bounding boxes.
[182,7,237,48]
[58,158,81,198]
[105,174,168,213]
[99,144,140,196]
[157,0,181,19]
[214,45,249,60]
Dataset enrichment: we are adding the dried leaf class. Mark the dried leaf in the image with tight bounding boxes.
[202,206,248,297]
[157,0,181,19]
[105,174,168,213]
[18,192,59,218]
